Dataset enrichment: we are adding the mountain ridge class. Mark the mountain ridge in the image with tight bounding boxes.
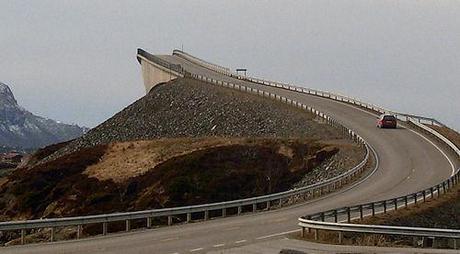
[0,82,87,149]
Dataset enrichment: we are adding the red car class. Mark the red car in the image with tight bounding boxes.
[377,114,397,128]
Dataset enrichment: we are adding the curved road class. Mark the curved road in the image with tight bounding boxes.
[5,54,458,254]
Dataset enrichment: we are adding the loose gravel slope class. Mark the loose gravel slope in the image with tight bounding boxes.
[47,77,343,160]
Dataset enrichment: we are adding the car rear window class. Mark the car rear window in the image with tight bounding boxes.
[383,115,396,121]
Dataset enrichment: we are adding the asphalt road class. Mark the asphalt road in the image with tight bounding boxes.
[5,54,458,254]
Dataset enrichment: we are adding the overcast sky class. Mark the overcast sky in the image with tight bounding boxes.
[1,1,459,130]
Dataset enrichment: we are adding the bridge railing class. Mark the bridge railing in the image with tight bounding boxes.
[173,49,231,76]
[298,117,460,248]
[241,76,446,126]
[137,48,184,75]
[172,50,460,248]
[0,73,373,245]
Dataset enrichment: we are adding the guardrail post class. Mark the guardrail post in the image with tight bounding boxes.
[430,187,434,198]
[50,227,55,242]
[204,210,209,221]
[404,196,408,207]
[147,217,152,228]
[187,213,191,223]
[347,208,351,222]
[414,193,418,204]
[359,205,363,219]
[394,198,398,210]
[443,182,447,193]
[102,222,108,236]
[437,185,441,197]
[320,212,325,222]
[222,208,227,217]
[253,203,257,213]
[301,227,305,238]
[334,210,338,222]
[266,201,271,210]
[168,216,172,226]
[77,225,82,239]
[125,220,130,232]
[371,203,375,216]
[237,206,242,215]
[423,191,426,202]
[338,231,343,244]
[383,201,387,213]
[20,229,25,245]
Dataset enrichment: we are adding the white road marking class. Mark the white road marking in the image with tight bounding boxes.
[213,244,225,248]
[235,239,247,244]
[407,128,456,176]
[255,229,300,240]
[160,237,179,242]
[190,248,203,252]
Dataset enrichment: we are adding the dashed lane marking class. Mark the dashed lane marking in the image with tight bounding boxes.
[160,237,179,242]
[190,248,203,252]
[235,240,247,244]
[213,244,225,248]
[256,229,300,240]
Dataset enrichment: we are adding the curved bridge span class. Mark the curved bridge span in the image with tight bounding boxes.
[5,50,459,254]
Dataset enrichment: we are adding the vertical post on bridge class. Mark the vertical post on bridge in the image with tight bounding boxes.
[125,220,130,232]
[102,222,108,236]
[77,225,82,239]
[50,227,55,242]
[21,229,25,245]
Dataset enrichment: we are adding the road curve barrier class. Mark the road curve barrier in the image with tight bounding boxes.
[298,122,460,249]
[172,50,460,249]
[0,72,373,246]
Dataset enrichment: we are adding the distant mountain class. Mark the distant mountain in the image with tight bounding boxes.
[0,82,87,149]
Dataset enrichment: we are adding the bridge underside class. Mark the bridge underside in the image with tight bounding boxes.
[137,55,182,93]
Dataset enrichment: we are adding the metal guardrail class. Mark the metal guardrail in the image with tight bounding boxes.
[298,119,460,248]
[0,70,372,246]
[242,76,446,126]
[172,50,460,248]
[172,50,448,127]
[173,49,231,75]
[137,48,184,76]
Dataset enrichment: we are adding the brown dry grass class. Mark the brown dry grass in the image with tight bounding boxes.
[83,138,254,183]
[83,137,349,183]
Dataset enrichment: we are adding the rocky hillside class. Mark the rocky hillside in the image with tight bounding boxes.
[0,82,87,149]
[46,77,342,161]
